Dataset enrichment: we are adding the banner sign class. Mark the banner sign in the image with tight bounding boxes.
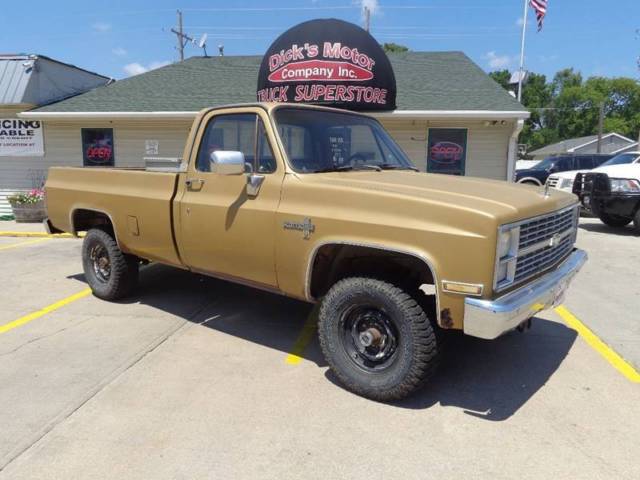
[427,128,467,175]
[0,119,44,156]
[82,128,114,167]
[257,19,396,111]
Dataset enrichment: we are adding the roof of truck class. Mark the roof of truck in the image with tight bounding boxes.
[27,52,527,115]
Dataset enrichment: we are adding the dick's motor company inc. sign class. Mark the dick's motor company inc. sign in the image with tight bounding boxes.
[257,19,396,111]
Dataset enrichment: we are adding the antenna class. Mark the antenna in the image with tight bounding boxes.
[364,6,371,32]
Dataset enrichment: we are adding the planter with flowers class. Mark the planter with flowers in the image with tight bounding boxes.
[8,189,46,223]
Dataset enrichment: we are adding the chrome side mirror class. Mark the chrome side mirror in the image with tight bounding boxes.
[210,150,245,175]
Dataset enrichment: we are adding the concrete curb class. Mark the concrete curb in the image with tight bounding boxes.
[0,232,85,238]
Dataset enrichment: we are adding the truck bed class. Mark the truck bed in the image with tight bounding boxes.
[46,167,183,266]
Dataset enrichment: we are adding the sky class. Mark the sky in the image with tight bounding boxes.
[1,0,638,81]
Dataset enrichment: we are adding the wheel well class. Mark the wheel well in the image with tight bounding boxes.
[72,209,114,237]
[309,244,436,300]
[518,178,542,186]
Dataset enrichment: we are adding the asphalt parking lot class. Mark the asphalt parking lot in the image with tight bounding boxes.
[0,218,639,479]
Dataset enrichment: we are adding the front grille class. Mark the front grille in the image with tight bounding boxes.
[514,207,578,286]
[546,176,559,188]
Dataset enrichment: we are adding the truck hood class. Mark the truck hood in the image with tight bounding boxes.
[593,163,640,180]
[298,171,577,222]
[551,169,589,180]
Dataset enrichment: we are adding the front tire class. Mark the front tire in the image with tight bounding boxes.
[318,277,440,402]
[633,209,640,235]
[598,213,631,228]
[82,228,139,300]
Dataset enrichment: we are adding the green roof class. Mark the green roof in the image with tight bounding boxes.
[33,52,526,113]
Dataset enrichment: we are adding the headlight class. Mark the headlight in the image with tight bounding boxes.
[494,226,520,289]
[559,178,574,189]
[610,178,640,193]
[497,230,513,259]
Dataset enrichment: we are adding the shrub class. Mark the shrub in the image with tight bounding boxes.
[8,188,45,206]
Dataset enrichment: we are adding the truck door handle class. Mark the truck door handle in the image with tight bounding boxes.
[185,178,204,189]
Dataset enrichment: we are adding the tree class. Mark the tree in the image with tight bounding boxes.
[382,43,409,53]
[489,67,640,152]
[489,70,511,90]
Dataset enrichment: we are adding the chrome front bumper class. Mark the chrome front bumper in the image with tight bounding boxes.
[463,249,587,340]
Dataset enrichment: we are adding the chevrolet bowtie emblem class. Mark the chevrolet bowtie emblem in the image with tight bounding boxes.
[283,217,315,239]
[549,233,561,248]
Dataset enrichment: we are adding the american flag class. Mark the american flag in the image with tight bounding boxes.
[529,0,548,31]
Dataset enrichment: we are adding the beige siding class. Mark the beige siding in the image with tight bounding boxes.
[0,119,192,190]
[378,118,514,180]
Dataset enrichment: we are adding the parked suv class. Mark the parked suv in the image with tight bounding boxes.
[515,154,614,186]
[547,152,640,193]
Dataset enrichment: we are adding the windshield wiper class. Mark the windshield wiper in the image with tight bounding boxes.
[379,163,419,172]
[314,164,382,173]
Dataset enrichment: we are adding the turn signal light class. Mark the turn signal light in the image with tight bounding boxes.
[442,281,484,296]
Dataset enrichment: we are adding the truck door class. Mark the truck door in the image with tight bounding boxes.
[175,108,283,288]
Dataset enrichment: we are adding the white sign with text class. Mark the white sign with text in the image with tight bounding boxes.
[0,119,44,156]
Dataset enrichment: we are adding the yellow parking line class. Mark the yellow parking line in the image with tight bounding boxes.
[0,237,52,251]
[555,305,640,383]
[285,314,318,365]
[0,288,92,335]
[0,231,84,238]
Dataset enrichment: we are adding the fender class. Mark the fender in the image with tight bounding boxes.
[304,239,441,322]
[69,206,121,248]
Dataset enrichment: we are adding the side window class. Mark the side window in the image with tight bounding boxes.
[576,156,590,169]
[556,157,570,171]
[256,120,276,173]
[196,114,256,172]
[593,156,608,168]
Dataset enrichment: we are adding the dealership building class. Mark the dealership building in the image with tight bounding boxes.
[0,54,111,215]
[6,33,528,214]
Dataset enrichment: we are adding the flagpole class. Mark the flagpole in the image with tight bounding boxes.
[517,0,529,102]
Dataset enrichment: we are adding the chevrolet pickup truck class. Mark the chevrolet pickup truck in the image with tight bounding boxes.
[45,103,587,401]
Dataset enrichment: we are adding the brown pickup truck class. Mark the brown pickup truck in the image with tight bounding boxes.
[45,103,587,401]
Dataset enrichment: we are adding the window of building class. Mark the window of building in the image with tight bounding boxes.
[81,128,114,167]
[426,128,467,175]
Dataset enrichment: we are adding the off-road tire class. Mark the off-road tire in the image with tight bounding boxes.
[598,213,631,228]
[82,228,139,301]
[318,277,440,402]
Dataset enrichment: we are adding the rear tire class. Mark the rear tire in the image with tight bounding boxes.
[598,213,631,228]
[318,277,440,402]
[82,228,139,300]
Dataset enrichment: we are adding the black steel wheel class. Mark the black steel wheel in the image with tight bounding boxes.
[318,277,440,402]
[82,228,139,300]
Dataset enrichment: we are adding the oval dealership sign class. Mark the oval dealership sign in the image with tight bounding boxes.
[257,19,397,111]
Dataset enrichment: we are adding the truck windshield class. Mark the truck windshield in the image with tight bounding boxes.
[273,108,416,173]
[531,157,557,170]
[599,153,640,167]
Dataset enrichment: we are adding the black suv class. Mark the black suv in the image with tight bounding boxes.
[515,154,614,186]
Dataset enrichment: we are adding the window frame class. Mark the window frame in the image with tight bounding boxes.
[194,111,278,174]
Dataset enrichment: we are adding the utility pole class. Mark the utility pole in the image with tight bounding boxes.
[364,6,371,32]
[176,10,184,61]
[597,101,604,153]
[171,10,195,62]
